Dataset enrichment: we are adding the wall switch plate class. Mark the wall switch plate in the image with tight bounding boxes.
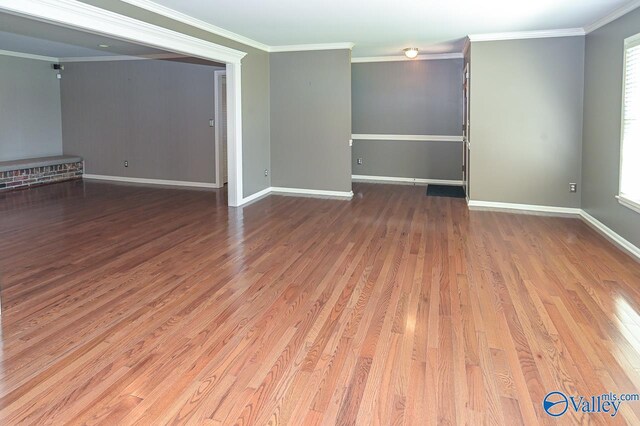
[124,161,129,168]
[264,169,268,176]
[357,158,363,165]
[569,183,577,193]
[349,139,353,147]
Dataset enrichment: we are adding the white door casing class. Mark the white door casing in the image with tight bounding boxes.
[222,75,228,184]
[214,70,228,187]
[462,62,471,200]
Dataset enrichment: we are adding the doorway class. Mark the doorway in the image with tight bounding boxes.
[214,70,228,188]
[0,0,247,206]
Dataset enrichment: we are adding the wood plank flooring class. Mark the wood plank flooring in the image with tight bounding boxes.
[0,180,639,425]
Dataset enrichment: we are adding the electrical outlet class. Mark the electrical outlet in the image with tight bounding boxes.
[264,169,268,177]
[124,160,129,168]
[357,158,363,165]
[569,183,577,193]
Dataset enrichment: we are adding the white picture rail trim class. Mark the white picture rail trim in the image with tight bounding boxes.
[351,134,464,142]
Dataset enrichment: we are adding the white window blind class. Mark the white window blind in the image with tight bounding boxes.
[620,35,640,212]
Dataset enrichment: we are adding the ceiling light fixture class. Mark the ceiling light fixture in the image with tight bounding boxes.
[403,47,419,59]
[98,44,110,48]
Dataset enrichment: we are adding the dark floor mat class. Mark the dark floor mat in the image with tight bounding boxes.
[426,184,466,198]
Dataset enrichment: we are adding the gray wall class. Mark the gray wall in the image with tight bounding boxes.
[270,49,352,192]
[582,7,640,248]
[0,55,63,161]
[351,59,463,180]
[352,60,463,135]
[351,140,462,180]
[469,37,585,208]
[77,0,270,197]
[61,60,222,183]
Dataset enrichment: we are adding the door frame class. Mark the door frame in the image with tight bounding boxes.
[0,0,248,206]
[462,62,470,201]
[214,69,227,189]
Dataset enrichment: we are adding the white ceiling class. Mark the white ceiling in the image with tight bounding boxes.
[0,12,166,58]
[125,0,637,56]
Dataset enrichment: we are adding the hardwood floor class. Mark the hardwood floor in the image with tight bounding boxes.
[1,180,639,425]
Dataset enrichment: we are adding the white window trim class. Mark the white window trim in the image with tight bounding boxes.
[618,32,640,214]
[617,195,640,214]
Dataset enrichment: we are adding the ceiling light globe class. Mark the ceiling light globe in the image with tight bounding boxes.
[403,48,419,59]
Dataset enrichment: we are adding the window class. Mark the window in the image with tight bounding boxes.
[619,34,640,214]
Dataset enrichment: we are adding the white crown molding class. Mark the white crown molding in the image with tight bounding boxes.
[11,0,638,64]
[467,200,581,216]
[83,174,218,188]
[0,0,247,64]
[0,49,59,62]
[0,48,192,64]
[468,28,585,42]
[580,210,640,262]
[352,134,463,142]
[271,187,354,199]
[352,175,463,186]
[120,0,270,51]
[351,52,463,63]
[60,52,188,62]
[120,0,355,53]
[584,0,640,33]
[270,43,355,53]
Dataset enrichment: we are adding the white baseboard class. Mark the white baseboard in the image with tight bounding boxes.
[81,173,640,261]
[83,174,217,189]
[240,186,272,204]
[271,186,353,199]
[579,210,640,261]
[242,186,353,203]
[352,175,463,186]
[467,200,581,216]
[467,199,639,261]
[82,177,354,201]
